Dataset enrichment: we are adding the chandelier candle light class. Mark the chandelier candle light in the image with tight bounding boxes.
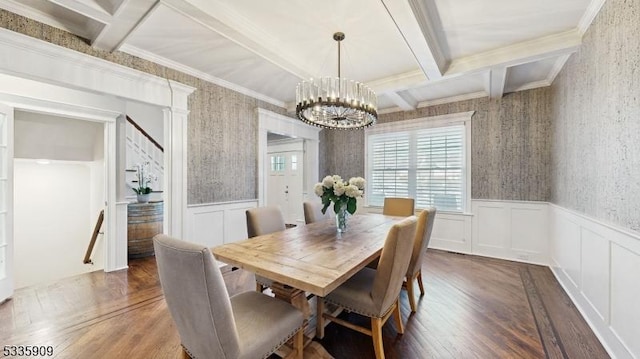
[296,32,377,130]
[314,175,365,233]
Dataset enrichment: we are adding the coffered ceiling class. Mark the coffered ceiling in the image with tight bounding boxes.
[0,0,605,113]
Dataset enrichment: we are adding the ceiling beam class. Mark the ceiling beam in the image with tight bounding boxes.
[367,69,426,95]
[49,0,112,23]
[486,68,507,100]
[383,91,418,111]
[447,29,581,76]
[380,0,447,80]
[91,0,157,52]
[159,0,313,80]
[0,0,98,39]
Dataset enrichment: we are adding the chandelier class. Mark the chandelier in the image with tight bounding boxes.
[295,32,377,130]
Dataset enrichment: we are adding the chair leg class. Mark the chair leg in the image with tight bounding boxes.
[293,328,304,359]
[316,297,325,339]
[392,300,404,334]
[406,275,417,313]
[417,270,425,296]
[256,282,264,292]
[371,317,385,359]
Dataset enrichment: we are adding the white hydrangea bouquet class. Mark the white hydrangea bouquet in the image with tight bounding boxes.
[314,175,365,215]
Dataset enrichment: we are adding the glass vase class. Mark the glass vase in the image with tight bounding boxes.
[335,203,348,233]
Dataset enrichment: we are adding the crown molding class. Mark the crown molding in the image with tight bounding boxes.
[546,54,572,85]
[577,0,607,35]
[417,91,487,108]
[0,27,194,108]
[507,80,551,94]
[119,43,285,108]
[377,106,403,115]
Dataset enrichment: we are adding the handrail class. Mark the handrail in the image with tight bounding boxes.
[126,115,164,152]
[84,210,104,264]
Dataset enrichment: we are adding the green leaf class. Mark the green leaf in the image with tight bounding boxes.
[321,202,330,214]
[347,197,357,214]
[333,202,341,214]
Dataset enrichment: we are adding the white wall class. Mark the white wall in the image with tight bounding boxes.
[14,160,104,288]
[125,100,164,147]
[362,199,548,265]
[14,111,104,161]
[186,200,257,248]
[550,204,640,359]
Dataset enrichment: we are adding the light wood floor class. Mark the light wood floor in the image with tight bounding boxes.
[0,250,608,358]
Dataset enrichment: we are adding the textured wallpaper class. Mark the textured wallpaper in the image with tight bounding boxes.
[0,9,287,204]
[550,0,640,231]
[321,88,551,201]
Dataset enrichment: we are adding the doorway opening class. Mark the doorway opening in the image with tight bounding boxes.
[267,133,304,226]
[13,110,106,288]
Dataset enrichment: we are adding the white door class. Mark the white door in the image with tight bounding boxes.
[267,151,304,224]
[267,153,287,212]
[0,104,14,302]
[285,152,304,224]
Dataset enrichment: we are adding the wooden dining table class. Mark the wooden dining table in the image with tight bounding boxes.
[212,213,405,357]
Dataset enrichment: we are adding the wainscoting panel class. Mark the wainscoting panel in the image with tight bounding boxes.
[429,212,473,253]
[549,204,640,359]
[472,200,549,264]
[186,200,258,248]
[580,226,610,322]
[550,210,582,289]
[610,243,640,358]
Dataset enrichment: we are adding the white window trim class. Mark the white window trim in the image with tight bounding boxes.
[364,111,474,213]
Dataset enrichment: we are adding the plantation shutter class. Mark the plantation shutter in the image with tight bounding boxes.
[367,132,410,206]
[366,124,465,212]
[415,125,464,211]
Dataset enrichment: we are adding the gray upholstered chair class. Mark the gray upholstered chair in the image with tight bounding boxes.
[382,197,415,216]
[303,201,332,224]
[246,206,286,292]
[153,235,304,359]
[366,197,415,270]
[316,216,418,359]
[404,208,437,312]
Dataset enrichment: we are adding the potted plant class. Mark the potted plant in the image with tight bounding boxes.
[133,162,156,203]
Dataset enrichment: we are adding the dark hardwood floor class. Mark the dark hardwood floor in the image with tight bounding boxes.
[0,250,608,359]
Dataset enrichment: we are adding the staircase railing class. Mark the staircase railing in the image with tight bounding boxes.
[126,115,163,152]
[83,210,104,264]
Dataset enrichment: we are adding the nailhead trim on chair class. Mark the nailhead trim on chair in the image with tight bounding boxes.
[261,324,305,359]
[182,323,303,359]
[323,297,385,318]
[182,344,194,358]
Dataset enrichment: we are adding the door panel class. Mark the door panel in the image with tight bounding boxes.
[266,151,304,225]
[0,103,14,302]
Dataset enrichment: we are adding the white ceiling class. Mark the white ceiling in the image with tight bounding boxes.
[0,0,605,113]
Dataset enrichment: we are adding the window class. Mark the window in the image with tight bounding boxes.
[270,155,285,172]
[365,112,472,212]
